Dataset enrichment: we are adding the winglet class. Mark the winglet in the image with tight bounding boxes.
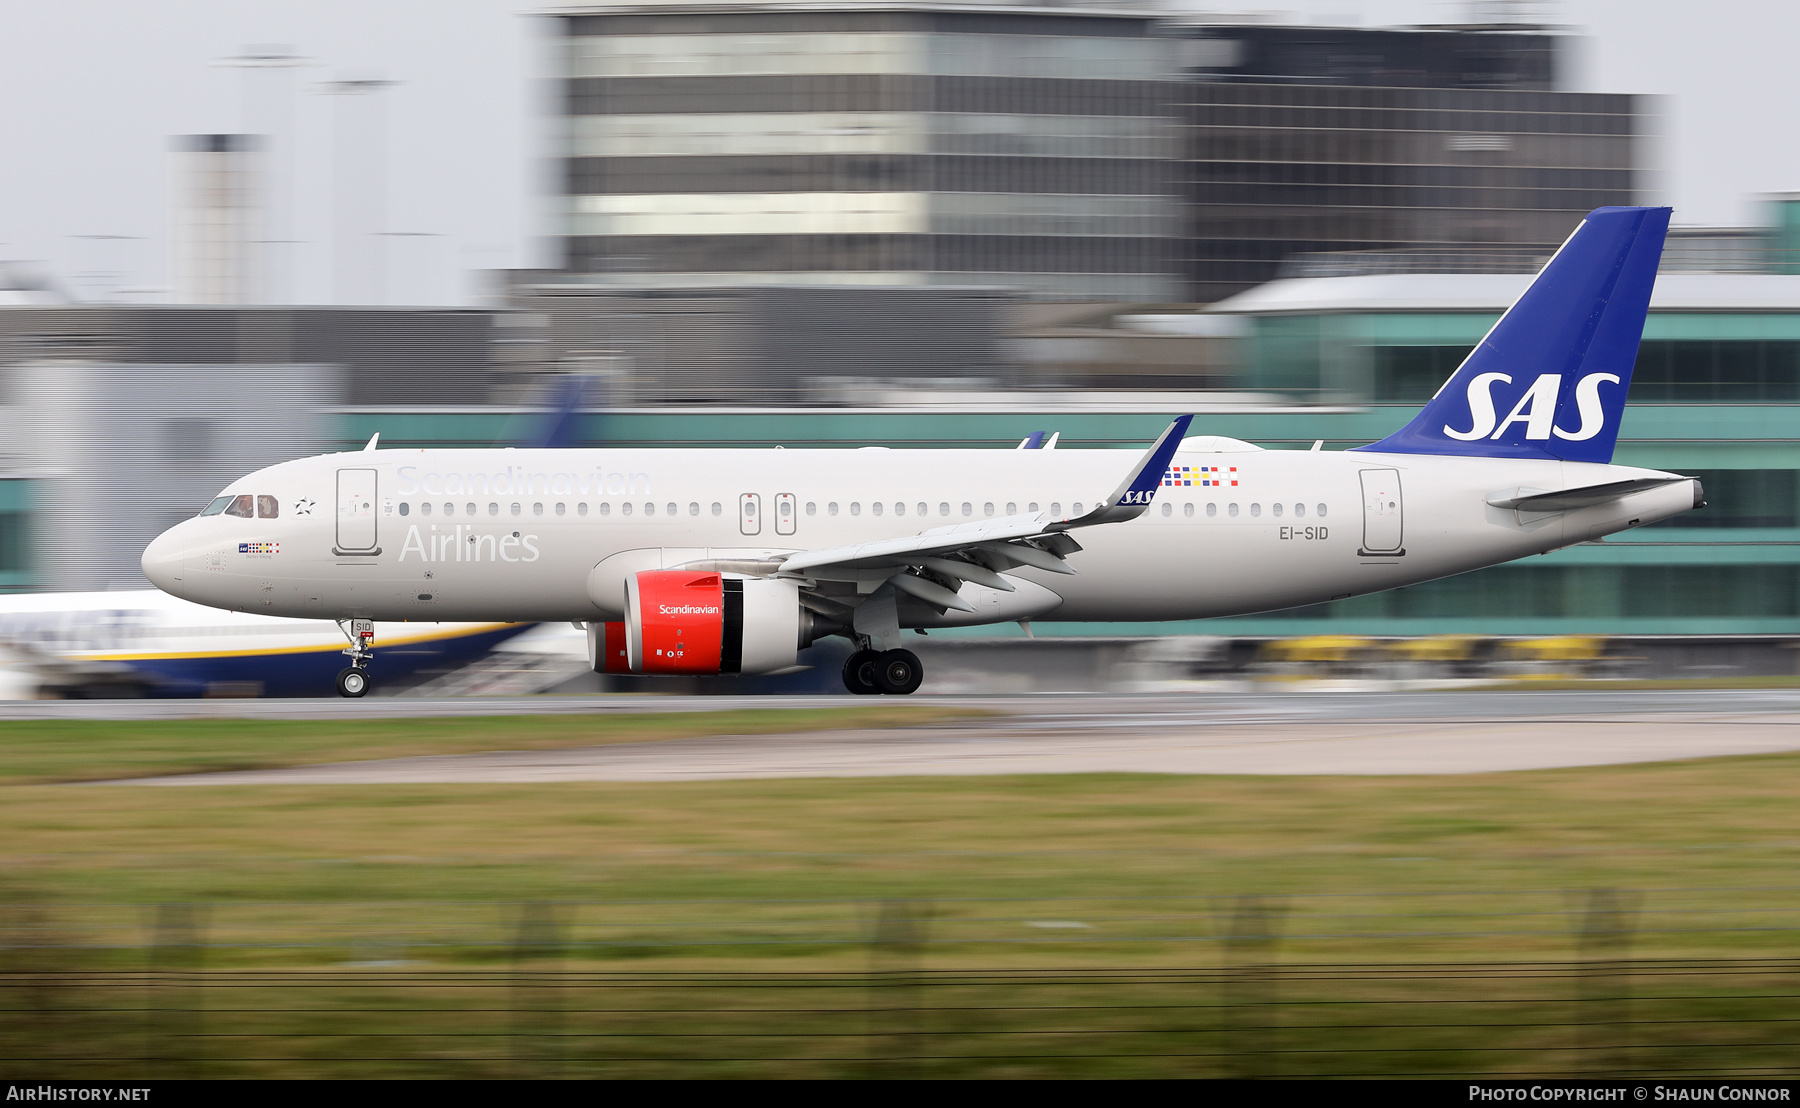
[1051,415,1192,530]
[363,433,380,452]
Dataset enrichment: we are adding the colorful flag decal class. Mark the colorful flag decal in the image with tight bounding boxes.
[239,542,280,554]
[1162,465,1239,488]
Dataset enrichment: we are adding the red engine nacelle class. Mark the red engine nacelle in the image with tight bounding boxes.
[588,570,818,677]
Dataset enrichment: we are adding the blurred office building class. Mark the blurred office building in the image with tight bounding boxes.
[549,2,1181,303]
[1168,21,1645,300]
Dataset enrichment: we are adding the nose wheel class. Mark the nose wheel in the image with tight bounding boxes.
[842,647,922,695]
[335,666,370,698]
[335,618,376,698]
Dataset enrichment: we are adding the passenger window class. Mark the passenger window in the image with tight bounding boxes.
[1161,503,1171,517]
[917,502,927,517]
[225,495,254,518]
[1185,503,1196,518]
[984,502,994,516]
[806,502,816,516]
[488,502,499,516]
[421,502,433,517]
[872,502,882,516]
[1050,502,1061,515]
[1072,503,1083,515]
[829,502,839,516]
[711,502,722,516]
[667,502,676,517]
[1272,503,1283,518]
[644,502,655,517]
[599,502,611,516]
[1206,503,1216,517]
[1250,503,1261,517]
[689,502,699,516]
[1028,502,1039,513]
[1228,503,1239,517]
[398,502,410,517]
[961,502,971,516]
[466,503,476,516]
[1005,502,1016,515]
[1294,503,1305,518]
[556,502,566,516]
[511,503,522,517]
[443,502,455,516]
[578,502,589,516]
[621,503,632,516]
[939,502,950,516]
[893,502,904,516]
[1317,503,1327,518]
[200,496,232,517]
[850,502,861,516]
[533,503,544,516]
[256,495,278,519]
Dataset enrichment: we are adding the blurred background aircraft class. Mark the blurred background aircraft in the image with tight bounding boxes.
[0,590,543,698]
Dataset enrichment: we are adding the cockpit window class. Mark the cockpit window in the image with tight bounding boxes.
[257,495,279,519]
[199,496,232,517]
[225,494,255,518]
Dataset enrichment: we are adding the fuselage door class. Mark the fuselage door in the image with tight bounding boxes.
[775,492,796,536]
[336,468,379,553]
[1359,468,1404,555]
[739,493,761,536]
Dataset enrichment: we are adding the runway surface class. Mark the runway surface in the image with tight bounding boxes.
[84,688,1800,784]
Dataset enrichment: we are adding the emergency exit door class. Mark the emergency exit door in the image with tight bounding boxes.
[336,468,379,553]
[1359,468,1404,555]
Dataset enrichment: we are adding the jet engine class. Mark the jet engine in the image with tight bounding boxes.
[587,570,831,676]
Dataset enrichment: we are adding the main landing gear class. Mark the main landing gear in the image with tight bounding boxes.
[335,618,375,698]
[842,647,923,696]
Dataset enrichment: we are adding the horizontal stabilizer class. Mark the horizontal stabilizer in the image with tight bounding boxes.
[1485,477,1689,512]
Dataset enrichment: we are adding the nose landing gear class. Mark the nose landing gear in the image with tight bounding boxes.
[335,618,375,698]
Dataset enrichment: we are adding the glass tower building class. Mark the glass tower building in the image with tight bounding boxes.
[554,2,1182,301]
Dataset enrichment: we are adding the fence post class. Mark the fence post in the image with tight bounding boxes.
[510,901,565,1078]
[866,898,930,1078]
[1222,894,1286,1078]
[149,903,205,1078]
[0,892,69,1078]
[1575,887,1638,1077]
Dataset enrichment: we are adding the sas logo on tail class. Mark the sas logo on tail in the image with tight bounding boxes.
[1446,372,1620,442]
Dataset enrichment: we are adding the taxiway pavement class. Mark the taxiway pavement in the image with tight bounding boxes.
[82,688,1800,784]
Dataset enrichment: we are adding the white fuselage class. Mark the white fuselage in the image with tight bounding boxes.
[140,443,1699,626]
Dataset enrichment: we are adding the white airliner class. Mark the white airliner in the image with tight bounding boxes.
[142,206,1702,697]
[0,590,528,698]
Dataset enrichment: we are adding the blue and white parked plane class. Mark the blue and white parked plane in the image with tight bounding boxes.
[142,206,1702,697]
[0,590,529,698]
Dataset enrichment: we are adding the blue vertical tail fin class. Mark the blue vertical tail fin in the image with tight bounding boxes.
[1356,206,1670,463]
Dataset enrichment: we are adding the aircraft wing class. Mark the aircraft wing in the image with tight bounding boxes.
[775,417,1193,594]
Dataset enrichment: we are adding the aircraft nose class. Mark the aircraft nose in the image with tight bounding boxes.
[141,526,188,593]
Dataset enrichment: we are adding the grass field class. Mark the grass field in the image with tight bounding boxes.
[2,711,1798,1077]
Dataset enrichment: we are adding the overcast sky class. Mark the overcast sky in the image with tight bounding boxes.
[1,0,1794,306]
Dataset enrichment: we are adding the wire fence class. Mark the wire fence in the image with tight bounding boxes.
[3,891,1798,1078]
